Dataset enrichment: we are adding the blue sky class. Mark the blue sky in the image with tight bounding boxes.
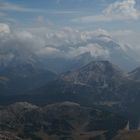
[0,0,140,31]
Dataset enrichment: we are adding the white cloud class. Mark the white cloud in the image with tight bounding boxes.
[103,0,139,20]
[68,43,110,58]
[73,0,140,22]
[0,23,139,64]
[0,23,10,33]
[0,24,113,62]
[38,47,63,58]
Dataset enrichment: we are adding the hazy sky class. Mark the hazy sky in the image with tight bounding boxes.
[0,0,139,30]
[0,0,140,60]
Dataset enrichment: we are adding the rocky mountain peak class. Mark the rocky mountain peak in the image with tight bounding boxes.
[61,60,126,87]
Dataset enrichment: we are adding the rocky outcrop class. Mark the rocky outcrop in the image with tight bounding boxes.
[0,102,127,140]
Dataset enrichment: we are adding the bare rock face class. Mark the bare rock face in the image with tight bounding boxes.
[31,61,129,105]
[61,61,127,88]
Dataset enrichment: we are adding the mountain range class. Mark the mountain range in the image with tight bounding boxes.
[1,32,140,138]
[1,60,140,127]
[39,34,140,73]
[0,58,57,95]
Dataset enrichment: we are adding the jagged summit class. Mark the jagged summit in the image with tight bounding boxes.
[78,60,122,72]
[61,60,126,87]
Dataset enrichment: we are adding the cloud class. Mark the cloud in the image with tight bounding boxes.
[68,43,110,58]
[103,0,139,20]
[0,23,140,66]
[0,24,112,62]
[38,47,63,58]
[73,0,140,22]
[0,23,10,33]
[111,30,140,50]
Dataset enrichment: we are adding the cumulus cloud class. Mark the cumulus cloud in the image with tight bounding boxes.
[0,23,113,63]
[0,24,45,64]
[0,23,140,66]
[73,0,140,22]
[68,43,110,58]
[103,0,139,20]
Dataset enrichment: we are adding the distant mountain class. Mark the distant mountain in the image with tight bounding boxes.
[15,60,130,107]
[61,60,127,89]
[1,60,140,126]
[59,62,140,119]
[12,60,139,124]
[0,32,139,75]
[92,36,140,71]
[0,59,57,95]
[0,102,127,140]
[39,34,140,73]
[85,34,140,71]
[39,52,94,74]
